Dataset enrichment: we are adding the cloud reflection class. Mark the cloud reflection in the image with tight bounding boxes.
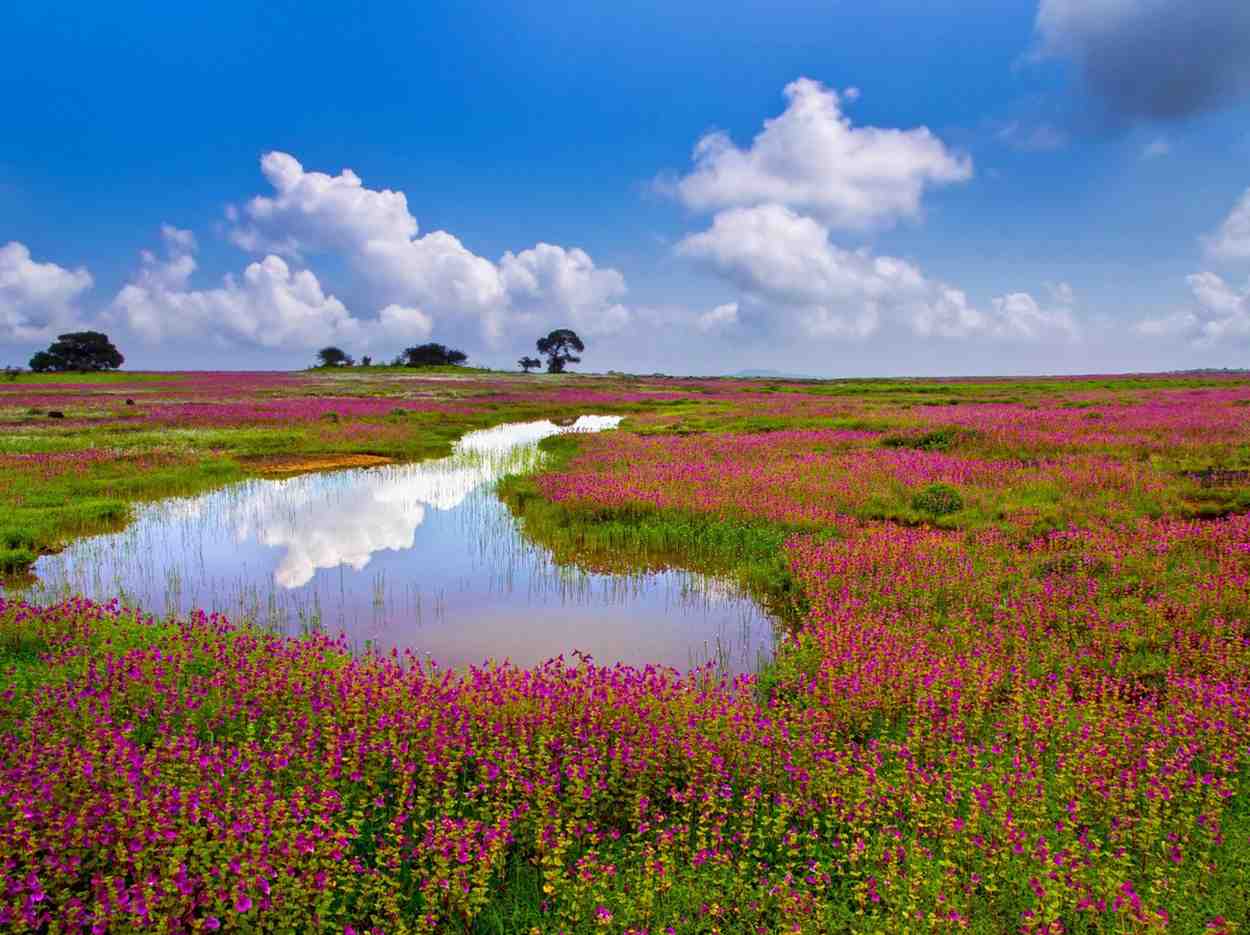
[230,416,621,587]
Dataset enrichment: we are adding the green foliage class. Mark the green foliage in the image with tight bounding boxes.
[29,331,124,372]
[5,369,1250,929]
[536,328,584,373]
[315,346,354,368]
[909,482,964,516]
[880,426,963,451]
[500,442,806,625]
[402,343,468,366]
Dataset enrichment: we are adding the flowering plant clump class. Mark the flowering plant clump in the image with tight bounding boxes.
[536,430,1186,530]
[3,371,1250,929]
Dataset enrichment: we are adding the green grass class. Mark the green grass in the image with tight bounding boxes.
[307,363,504,376]
[498,435,810,628]
[0,456,245,574]
[0,398,654,576]
[1,370,179,384]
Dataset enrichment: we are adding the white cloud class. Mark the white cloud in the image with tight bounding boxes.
[0,242,93,342]
[987,292,1079,341]
[230,152,631,345]
[1141,139,1171,159]
[669,78,972,230]
[677,204,1078,343]
[696,302,740,333]
[1137,272,1250,344]
[1035,0,1250,122]
[1204,188,1250,261]
[160,224,197,253]
[109,233,431,350]
[360,230,510,340]
[376,304,434,342]
[231,151,417,255]
[499,243,630,336]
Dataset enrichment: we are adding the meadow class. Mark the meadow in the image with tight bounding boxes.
[2,367,1249,932]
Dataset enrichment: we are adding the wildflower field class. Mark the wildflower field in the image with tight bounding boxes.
[2,368,1250,932]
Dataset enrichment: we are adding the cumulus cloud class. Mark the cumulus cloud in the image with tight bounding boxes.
[360,230,511,340]
[1035,0,1250,123]
[696,302,740,333]
[986,292,1080,341]
[499,243,630,336]
[1137,272,1250,345]
[668,78,971,230]
[230,151,417,256]
[1204,188,1250,261]
[677,205,1078,343]
[0,242,93,342]
[230,152,631,344]
[109,230,432,350]
[377,305,434,342]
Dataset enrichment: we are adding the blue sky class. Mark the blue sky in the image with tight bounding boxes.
[3,0,1250,375]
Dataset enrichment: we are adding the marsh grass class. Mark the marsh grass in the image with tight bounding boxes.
[5,370,1250,931]
[499,435,807,629]
[0,401,651,576]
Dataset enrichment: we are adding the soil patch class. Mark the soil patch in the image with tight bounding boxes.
[248,453,394,475]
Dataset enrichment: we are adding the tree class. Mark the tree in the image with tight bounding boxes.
[536,329,584,373]
[315,346,354,368]
[29,331,124,372]
[360,355,373,367]
[402,343,468,367]
[518,356,541,373]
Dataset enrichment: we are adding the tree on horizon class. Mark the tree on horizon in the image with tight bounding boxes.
[315,346,354,367]
[402,343,468,367]
[518,356,541,373]
[29,331,124,373]
[536,329,584,373]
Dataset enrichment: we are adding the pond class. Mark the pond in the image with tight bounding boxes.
[19,417,775,673]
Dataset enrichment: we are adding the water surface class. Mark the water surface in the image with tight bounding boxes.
[21,417,774,673]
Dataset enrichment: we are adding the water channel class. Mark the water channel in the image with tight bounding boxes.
[17,416,775,673]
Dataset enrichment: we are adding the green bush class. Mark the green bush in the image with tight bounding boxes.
[911,483,964,516]
[0,546,38,575]
[880,427,961,451]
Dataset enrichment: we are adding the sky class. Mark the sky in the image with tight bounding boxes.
[3,0,1250,377]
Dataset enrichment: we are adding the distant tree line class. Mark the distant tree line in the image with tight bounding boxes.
[12,326,592,376]
[314,343,470,368]
[316,328,588,374]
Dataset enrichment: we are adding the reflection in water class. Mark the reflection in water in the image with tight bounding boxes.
[22,417,774,673]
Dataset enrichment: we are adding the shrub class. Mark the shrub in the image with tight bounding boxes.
[880,427,960,451]
[910,482,963,516]
[402,343,468,367]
